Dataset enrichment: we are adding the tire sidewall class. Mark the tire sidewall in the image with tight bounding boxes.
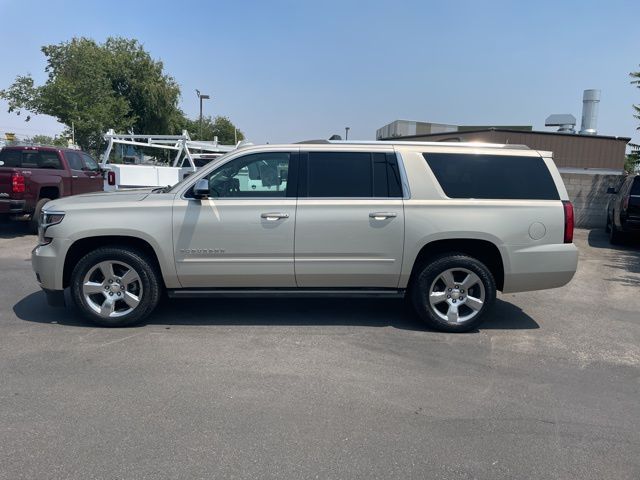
[412,254,496,333]
[70,248,159,327]
[29,198,50,234]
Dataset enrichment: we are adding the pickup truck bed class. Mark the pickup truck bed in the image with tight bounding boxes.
[0,146,103,231]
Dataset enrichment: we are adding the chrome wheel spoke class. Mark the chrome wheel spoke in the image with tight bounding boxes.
[461,272,480,290]
[123,291,140,309]
[446,304,459,323]
[429,291,448,306]
[100,297,116,317]
[98,261,115,280]
[120,269,140,287]
[83,281,105,295]
[440,270,456,289]
[465,295,484,311]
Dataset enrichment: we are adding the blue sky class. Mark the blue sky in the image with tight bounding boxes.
[0,0,638,145]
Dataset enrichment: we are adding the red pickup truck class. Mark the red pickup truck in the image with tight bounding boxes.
[0,146,104,232]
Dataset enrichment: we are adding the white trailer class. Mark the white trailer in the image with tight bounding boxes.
[100,129,237,191]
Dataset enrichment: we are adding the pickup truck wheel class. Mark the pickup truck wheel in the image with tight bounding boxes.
[609,219,625,245]
[411,254,496,333]
[29,198,50,234]
[70,247,160,327]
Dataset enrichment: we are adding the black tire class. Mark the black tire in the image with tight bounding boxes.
[70,247,161,327]
[29,198,50,234]
[609,218,625,245]
[411,254,496,333]
[605,214,611,233]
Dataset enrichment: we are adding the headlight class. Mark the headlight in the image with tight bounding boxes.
[38,210,65,245]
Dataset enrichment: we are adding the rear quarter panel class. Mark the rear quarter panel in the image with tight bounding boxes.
[396,146,577,292]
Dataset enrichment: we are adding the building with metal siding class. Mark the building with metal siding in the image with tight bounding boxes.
[377,128,630,171]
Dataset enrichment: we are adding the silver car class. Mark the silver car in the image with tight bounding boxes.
[32,140,578,332]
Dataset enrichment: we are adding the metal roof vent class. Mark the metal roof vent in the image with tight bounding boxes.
[579,89,600,135]
[545,114,576,133]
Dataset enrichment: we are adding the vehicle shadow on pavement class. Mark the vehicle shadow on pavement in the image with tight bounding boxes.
[0,220,32,238]
[587,229,640,286]
[14,291,539,331]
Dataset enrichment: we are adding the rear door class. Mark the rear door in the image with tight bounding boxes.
[294,150,405,288]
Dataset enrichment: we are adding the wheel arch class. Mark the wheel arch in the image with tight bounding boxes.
[406,238,505,292]
[63,236,165,289]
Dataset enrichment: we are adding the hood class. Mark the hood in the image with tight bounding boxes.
[45,189,153,212]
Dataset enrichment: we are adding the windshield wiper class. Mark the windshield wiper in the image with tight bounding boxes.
[151,185,172,193]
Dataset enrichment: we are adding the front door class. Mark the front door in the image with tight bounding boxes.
[65,151,97,195]
[173,150,297,287]
[294,150,405,288]
[81,153,105,192]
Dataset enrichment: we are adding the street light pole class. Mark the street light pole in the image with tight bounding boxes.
[345,127,350,140]
[195,89,210,140]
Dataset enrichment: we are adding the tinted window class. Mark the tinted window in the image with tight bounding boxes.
[423,153,559,200]
[303,152,403,198]
[196,152,291,198]
[82,153,100,172]
[0,150,61,169]
[39,152,62,169]
[630,177,640,196]
[0,150,21,167]
[66,152,84,170]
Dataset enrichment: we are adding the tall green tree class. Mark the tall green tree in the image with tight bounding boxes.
[182,115,245,144]
[1,37,183,152]
[28,134,69,147]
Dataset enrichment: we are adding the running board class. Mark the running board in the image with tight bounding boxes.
[167,288,405,299]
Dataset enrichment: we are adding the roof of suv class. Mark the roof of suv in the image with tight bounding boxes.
[297,139,531,150]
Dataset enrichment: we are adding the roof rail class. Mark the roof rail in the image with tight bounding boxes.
[296,139,530,149]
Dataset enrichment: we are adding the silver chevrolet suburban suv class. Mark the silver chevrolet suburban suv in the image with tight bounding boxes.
[32,141,578,332]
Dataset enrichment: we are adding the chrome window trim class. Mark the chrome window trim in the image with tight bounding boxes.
[178,149,297,201]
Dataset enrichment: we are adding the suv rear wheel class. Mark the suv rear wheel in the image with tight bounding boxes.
[411,254,496,333]
[70,247,161,327]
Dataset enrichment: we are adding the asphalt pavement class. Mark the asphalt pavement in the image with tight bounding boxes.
[0,222,638,479]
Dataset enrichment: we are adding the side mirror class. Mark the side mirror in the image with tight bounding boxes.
[607,187,617,194]
[193,178,210,199]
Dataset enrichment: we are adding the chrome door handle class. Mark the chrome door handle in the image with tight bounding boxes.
[72,175,79,178]
[369,212,397,220]
[261,212,289,221]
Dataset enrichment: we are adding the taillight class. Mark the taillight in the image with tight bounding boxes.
[11,173,25,193]
[107,171,115,186]
[562,200,574,244]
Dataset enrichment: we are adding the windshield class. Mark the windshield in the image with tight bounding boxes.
[167,150,236,193]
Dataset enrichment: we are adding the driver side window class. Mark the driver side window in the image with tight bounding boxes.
[200,152,291,198]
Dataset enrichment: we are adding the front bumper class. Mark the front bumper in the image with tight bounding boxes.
[31,238,69,292]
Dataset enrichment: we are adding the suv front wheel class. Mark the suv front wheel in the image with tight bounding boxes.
[70,247,161,327]
[411,254,496,333]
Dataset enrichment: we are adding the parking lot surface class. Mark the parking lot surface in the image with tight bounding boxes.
[0,224,638,479]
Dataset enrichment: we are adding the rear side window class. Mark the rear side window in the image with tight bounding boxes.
[423,153,559,200]
[0,150,62,169]
[630,177,640,196]
[301,151,403,198]
[0,150,21,167]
